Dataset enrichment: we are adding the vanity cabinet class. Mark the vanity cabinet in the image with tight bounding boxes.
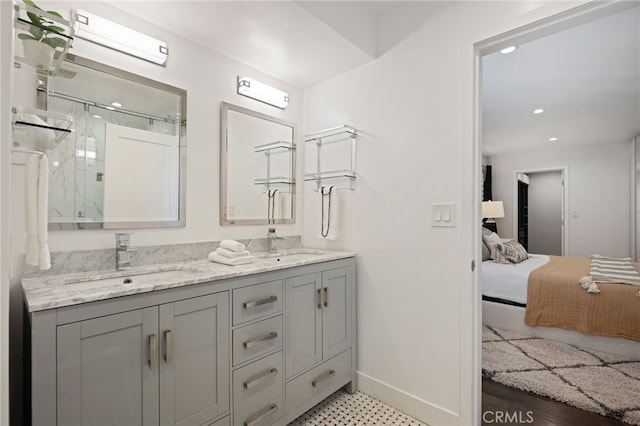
[55,293,229,426]
[27,257,355,426]
[283,265,355,423]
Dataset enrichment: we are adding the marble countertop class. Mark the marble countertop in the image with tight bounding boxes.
[22,249,356,313]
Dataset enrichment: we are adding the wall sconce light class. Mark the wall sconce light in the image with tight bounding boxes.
[237,77,289,109]
[73,10,169,66]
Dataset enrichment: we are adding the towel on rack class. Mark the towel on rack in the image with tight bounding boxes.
[25,154,51,270]
[219,239,246,252]
[318,187,339,240]
[208,251,255,266]
[13,113,55,148]
[215,247,251,258]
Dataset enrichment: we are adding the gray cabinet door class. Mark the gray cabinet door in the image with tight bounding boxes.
[285,272,322,378]
[159,293,230,426]
[322,267,353,359]
[57,307,159,426]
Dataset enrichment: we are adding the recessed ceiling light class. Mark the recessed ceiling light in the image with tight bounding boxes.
[111,102,122,107]
[533,108,545,114]
[92,114,101,119]
[549,137,558,142]
[106,106,115,111]
[500,46,518,54]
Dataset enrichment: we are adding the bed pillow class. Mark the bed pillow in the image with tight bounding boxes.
[482,232,502,253]
[493,240,529,264]
[482,241,491,261]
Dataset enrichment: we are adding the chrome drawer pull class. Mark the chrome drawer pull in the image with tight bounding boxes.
[243,368,278,389]
[163,330,173,363]
[243,332,278,349]
[148,334,157,368]
[312,369,336,387]
[317,288,322,309]
[243,295,278,310]
[244,404,278,426]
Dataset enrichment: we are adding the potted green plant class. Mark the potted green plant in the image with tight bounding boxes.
[17,0,69,70]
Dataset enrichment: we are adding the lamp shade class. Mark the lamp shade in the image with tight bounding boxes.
[482,200,505,219]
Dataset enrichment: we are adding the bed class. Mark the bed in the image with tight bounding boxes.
[482,254,640,358]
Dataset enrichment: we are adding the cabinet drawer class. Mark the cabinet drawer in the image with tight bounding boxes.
[233,316,283,366]
[285,349,352,417]
[233,351,283,426]
[233,280,283,326]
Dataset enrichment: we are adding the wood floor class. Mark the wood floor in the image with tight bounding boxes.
[482,378,625,426]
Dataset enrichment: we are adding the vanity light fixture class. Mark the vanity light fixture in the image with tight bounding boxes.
[237,76,289,109]
[73,10,169,66]
[500,46,518,54]
[549,137,558,141]
[533,108,545,114]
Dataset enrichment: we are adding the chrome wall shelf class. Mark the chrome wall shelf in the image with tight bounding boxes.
[14,2,75,76]
[304,125,357,190]
[253,140,295,191]
[12,106,74,150]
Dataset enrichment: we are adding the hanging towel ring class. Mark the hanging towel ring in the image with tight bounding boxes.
[320,186,334,238]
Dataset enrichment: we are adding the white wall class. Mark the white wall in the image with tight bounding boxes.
[492,141,630,257]
[528,171,563,255]
[302,2,585,424]
[9,1,304,422]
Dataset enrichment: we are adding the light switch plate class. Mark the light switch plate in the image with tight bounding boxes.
[431,203,456,227]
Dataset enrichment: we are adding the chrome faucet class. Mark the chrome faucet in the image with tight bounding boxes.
[115,233,134,270]
[266,227,284,253]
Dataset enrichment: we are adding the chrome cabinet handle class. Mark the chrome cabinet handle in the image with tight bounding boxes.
[324,287,329,307]
[243,368,278,389]
[243,295,277,310]
[148,334,157,368]
[163,330,173,362]
[244,404,278,426]
[243,332,278,349]
[317,288,322,309]
[312,369,336,387]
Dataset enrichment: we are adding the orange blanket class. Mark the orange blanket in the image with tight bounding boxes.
[524,255,640,342]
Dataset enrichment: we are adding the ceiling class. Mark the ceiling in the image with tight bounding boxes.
[482,6,640,155]
[110,1,444,88]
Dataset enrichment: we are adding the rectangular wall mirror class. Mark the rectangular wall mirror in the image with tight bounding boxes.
[35,54,187,229]
[220,102,296,225]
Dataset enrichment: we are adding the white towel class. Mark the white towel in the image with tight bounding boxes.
[25,154,51,270]
[208,252,255,266]
[219,239,246,252]
[216,247,251,258]
[318,187,339,240]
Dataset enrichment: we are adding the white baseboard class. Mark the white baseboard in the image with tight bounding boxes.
[357,371,459,426]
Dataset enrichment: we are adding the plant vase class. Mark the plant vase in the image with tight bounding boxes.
[21,38,55,71]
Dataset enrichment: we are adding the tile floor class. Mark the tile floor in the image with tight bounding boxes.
[288,390,428,425]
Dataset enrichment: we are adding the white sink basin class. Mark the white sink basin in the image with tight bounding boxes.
[64,268,198,286]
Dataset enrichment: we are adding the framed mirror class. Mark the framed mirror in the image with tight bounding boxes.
[38,54,187,230]
[220,102,296,225]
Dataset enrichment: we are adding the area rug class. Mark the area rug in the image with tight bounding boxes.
[483,326,640,425]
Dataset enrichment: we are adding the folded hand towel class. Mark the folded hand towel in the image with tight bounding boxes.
[219,239,246,252]
[208,252,255,266]
[216,247,251,258]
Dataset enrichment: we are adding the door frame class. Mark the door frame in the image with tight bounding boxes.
[512,167,568,255]
[472,2,634,423]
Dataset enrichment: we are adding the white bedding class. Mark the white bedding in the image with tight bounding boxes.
[481,255,550,304]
